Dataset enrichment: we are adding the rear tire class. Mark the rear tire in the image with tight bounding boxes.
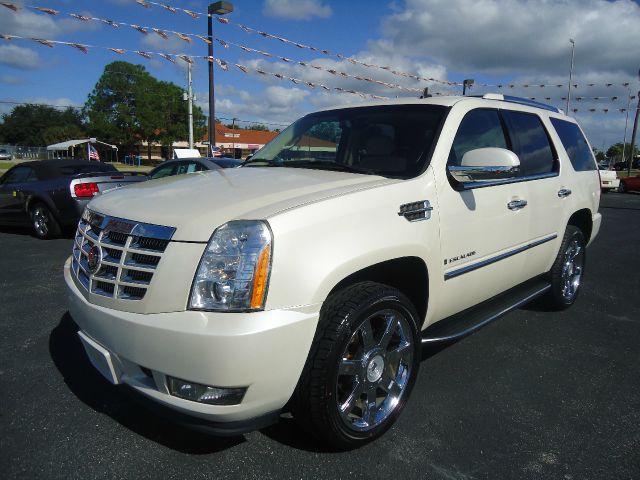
[30,203,61,239]
[293,282,421,450]
[544,225,586,310]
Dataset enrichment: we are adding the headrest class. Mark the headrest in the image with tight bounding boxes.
[365,136,394,156]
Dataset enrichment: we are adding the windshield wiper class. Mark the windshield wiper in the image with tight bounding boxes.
[284,160,375,175]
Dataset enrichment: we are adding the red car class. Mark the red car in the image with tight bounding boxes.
[618,175,640,193]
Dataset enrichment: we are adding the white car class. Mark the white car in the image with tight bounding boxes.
[65,94,601,449]
[598,166,620,192]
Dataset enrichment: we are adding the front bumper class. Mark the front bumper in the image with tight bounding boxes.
[64,257,319,427]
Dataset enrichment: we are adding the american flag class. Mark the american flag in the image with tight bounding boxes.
[89,144,100,161]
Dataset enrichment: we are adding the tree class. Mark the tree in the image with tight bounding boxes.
[84,61,205,160]
[0,104,83,145]
[606,142,639,162]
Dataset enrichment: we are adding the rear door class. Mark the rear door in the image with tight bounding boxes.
[501,110,563,276]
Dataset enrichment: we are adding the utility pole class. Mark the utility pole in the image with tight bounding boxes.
[627,90,639,177]
[621,85,632,168]
[187,62,194,149]
[232,117,237,157]
[566,38,575,114]
[207,2,234,156]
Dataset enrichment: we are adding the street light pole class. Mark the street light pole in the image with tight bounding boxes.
[627,91,639,177]
[187,62,194,149]
[566,38,575,113]
[207,2,234,156]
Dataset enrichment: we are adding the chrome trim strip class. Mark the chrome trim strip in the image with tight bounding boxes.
[422,283,551,343]
[83,209,176,241]
[444,234,558,280]
[455,171,558,190]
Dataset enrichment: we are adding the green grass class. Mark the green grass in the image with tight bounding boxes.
[0,161,15,170]
[110,162,153,173]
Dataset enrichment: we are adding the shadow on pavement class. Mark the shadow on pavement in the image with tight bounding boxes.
[49,312,244,454]
[0,224,76,239]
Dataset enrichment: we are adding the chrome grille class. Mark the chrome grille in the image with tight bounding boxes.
[71,209,175,301]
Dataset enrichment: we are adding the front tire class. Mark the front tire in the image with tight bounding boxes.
[545,225,586,310]
[293,282,421,450]
[30,203,61,239]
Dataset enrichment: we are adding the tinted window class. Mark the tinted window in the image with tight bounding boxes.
[149,163,176,179]
[550,118,596,171]
[503,111,555,176]
[58,163,118,176]
[212,158,241,168]
[250,105,447,179]
[2,166,36,183]
[449,109,507,166]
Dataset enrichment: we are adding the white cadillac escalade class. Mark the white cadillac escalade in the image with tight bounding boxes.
[64,94,601,449]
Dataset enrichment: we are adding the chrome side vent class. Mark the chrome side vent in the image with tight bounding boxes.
[398,200,433,222]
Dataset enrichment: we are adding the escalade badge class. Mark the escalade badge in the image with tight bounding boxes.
[87,245,102,274]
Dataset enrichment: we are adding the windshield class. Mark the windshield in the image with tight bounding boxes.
[245,104,447,179]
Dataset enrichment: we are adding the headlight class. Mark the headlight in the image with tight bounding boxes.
[189,220,273,311]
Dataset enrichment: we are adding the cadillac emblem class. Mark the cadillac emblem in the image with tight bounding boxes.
[87,244,102,274]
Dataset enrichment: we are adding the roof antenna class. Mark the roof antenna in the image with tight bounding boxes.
[420,87,432,99]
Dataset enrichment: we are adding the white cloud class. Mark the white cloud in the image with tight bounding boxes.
[263,0,332,20]
[0,7,98,39]
[380,0,640,77]
[0,74,24,85]
[0,45,41,69]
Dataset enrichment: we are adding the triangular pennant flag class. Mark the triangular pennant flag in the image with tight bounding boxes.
[160,4,176,12]
[178,55,194,64]
[33,38,54,48]
[235,64,248,73]
[136,51,152,59]
[131,25,148,35]
[70,13,90,21]
[0,34,16,40]
[136,0,150,8]
[1,3,18,12]
[101,19,119,28]
[153,28,169,39]
[217,38,229,48]
[35,7,59,15]
[158,53,175,63]
[216,17,230,24]
[109,48,125,54]
[184,9,199,19]
[215,58,228,70]
[70,43,89,54]
[196,35,211,44]
[175,32,192,43]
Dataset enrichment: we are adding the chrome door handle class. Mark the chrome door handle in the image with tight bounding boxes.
[558,188,572,198]
[507,199,528,210]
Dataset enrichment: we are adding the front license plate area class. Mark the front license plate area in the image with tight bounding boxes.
[78,331,120,385]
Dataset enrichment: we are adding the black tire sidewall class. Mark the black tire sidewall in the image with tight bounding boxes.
[321,289,421,448]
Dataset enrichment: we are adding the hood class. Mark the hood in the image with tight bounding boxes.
[88,167,396,241]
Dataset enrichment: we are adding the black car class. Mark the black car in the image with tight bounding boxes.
[147,157,241,180]
[0,160,143,239]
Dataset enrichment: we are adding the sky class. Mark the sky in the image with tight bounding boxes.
[0,0,639,150]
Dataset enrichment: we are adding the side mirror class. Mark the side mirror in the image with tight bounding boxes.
[448,147,520,187]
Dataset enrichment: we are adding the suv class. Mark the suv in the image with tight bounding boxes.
[64,94,601,449]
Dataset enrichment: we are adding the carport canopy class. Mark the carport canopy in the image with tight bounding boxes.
[46,138,118,160]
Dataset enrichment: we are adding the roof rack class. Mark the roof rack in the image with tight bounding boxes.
[480,93,563,114]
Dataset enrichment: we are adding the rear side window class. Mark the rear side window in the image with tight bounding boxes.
[502,111,556,176]
[149,163,176,179]
[549,118,596,171]
[2,166,37,183]
[449,109,507,166]
[59,163,118,176]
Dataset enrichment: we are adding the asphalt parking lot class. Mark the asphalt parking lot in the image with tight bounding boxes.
[1,193,639,480]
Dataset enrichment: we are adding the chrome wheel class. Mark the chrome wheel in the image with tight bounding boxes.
[336,308,414,432]
[32,206,50,237]
[560,238,584,302]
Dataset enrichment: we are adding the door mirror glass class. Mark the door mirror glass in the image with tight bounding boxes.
[448,147,520,187]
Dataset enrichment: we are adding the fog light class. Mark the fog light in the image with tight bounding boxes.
[167,376,246,405]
